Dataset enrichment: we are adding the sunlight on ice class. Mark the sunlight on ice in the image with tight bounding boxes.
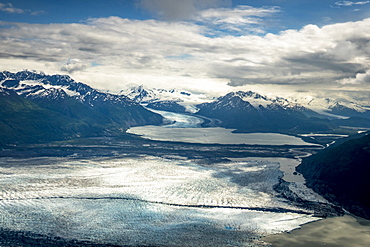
[0,156,320,246]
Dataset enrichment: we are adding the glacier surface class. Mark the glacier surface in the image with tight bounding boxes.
[0,156,321,246]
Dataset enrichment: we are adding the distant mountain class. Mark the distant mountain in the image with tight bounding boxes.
[123,85,370,126]
[2,71,368,146]
[0,71,163,146]
[124,85,193,104]
[289,95,370,120]
[195,91,334,133]
[124,86,370,132]
[122,85,210,113]
[297,132,370,219]
[329,102,370,119]
[123,85,160,104]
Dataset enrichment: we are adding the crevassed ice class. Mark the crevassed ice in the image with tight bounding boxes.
[0,156,319,246]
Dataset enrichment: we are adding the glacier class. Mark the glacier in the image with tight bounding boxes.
[0,156,321,246]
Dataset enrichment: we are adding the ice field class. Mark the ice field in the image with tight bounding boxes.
[0,156,321,246]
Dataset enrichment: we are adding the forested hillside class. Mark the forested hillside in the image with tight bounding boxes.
[297,133,370,219]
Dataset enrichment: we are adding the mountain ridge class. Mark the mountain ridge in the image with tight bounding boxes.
[2,70,370,146]
[297,132,370,219]
[0,71,163,146]
[124,84,370,121]
[195,91,335,133]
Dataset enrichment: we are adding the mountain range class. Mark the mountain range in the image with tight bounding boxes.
[1,70,370,146]
[196,91,335,133]
[123,84,370,119]
[124,85,370,133]
[0,71,162,146]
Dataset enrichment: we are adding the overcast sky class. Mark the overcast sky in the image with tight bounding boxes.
[1,0,370,101]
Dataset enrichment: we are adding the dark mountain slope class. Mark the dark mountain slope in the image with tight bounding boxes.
[329,103,370,119]
[1,71,163,127]
[0,71,163,146]
[196,91,333,133]
[0,88,100,145]
[297,133,370,219]
[332,116,370,128]
[146,100,187,113]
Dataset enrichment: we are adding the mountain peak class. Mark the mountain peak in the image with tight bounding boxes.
[0,70,164,146]
[124,85,197,103]
[219,90,293,110]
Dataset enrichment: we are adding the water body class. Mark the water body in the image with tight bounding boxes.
[232,157,306,183]
[128,110,315,146]
[263,214,370,246]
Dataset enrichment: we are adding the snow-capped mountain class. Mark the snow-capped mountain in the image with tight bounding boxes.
[195,91,335,133]
[0,71,163,146]
[288,95,370,119]
[123,85,370,120]
[122,85,159,104]
[207,91,313,112]
[195,90,370,133]
[206,91,370,120]
[123,85,195,103]
[122,85,212,113]
[1,70,369,145]
[0,70,137,107]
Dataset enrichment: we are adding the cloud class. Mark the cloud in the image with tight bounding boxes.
[60,59,90,73]
[334,1,370,6]
[338,70,370,84]
[0,2,45,15]
[0,3,24,13]
[138,0,231,20]
[1,10,370,98]
[138,1,279,35]
[195,5,280,35]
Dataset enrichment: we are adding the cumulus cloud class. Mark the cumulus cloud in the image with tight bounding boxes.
[338,70,370,84]
[1,9,370,97]
[60,59,90,73]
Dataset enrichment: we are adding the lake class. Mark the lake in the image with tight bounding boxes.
[128,109,316,146]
